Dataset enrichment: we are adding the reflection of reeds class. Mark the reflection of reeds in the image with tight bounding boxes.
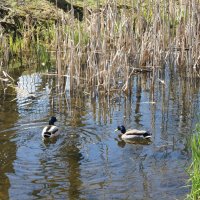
[0,1,199,92]
[0,71,35,100]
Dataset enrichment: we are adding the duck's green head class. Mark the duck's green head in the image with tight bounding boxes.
[49,116,57,125]
[115,125,126,134]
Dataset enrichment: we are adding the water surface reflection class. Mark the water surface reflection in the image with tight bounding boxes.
[0,67,199,199]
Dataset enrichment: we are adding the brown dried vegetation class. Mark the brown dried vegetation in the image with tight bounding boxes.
[0,0,200,93]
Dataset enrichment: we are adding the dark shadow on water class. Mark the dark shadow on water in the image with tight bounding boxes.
[116,137,152,148]
[115,138,126,148]
[42,137,58,147]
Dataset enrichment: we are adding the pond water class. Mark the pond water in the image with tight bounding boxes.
[0,65,199,200]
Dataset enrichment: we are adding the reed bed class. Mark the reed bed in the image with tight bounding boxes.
[0,0,200,93]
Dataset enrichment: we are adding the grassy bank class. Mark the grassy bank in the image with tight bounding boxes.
[187,124,200,200]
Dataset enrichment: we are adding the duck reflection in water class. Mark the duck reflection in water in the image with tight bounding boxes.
[42,136,58,147]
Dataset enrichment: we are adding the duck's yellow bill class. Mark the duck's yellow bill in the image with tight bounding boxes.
[115,129,118,132]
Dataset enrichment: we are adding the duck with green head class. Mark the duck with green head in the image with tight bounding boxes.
[115,125,152,141]
[42,116,59,139]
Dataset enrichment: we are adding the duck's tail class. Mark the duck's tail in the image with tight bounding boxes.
[43,132,51,138]
[143,131,152,139]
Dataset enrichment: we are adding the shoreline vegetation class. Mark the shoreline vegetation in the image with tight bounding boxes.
[0,0,199,94]
[187,124,200,200]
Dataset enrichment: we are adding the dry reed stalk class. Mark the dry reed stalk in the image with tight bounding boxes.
[56,25,62,78]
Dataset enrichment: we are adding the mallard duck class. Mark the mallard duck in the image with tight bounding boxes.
[42,116,59,139]
[115,125,151,140]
